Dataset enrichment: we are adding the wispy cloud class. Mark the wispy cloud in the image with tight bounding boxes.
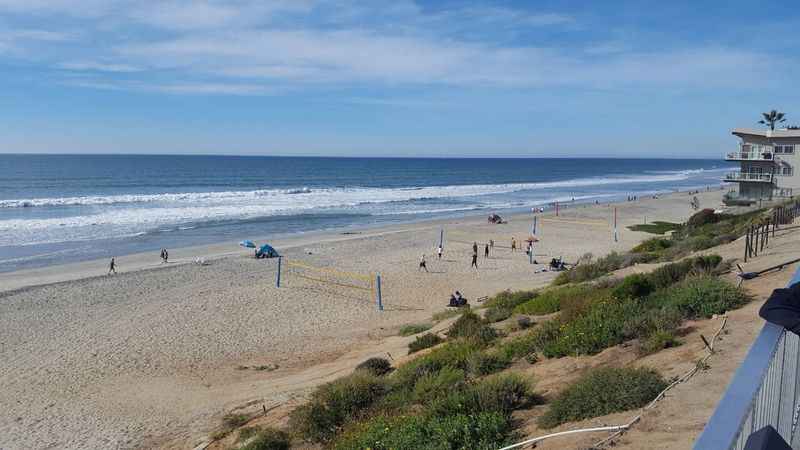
[0,0,793,96]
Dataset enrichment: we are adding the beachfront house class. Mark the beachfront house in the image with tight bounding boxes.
[724,128,800,203]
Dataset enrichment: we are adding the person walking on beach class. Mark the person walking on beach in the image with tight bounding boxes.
[471,251,478,269]
[472,242,478,255]
[163,248,168,263]
[419,254,428,272]
[484,243,489,258]
[511,237,517,252]
[489,239,494,250]
[437,244,443,260]
[160,248,166,263]
[108,257,117,275]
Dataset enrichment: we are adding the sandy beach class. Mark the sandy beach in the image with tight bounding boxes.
[0,189,725,450]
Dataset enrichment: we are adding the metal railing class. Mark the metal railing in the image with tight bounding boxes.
[726,151,775,161]
[724,172,774,183]
[694,267,800,449]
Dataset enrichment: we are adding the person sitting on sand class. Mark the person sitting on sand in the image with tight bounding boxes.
[455,291,467,307]
[419,254,428,272]
[108,257,117,275]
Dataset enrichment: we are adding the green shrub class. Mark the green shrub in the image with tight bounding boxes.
[429,373,534,418]
[632,237,673,253]
[484,289,538,310]
[496,332,539,361]
[687,209,720,228]
[412,367,466,402]
[535,299,641,358]
[355,357,393,376]
[621,306,683,341]
[483,306,515,323]
[553,252,629,285]
[482,290,537,324]
[467,350,511,376]
[399,323,432,336]
[514,284,591,315]
[239,427,291,450]
[640,330,682,355]
[290,371,387,442]
[650,276,750,319]
[408,333,444,354]
[448,311,498,343]
[391,340,483,390]
[539,367,667,428]
[646,255,722,290]
[334,412,512,450]
[612,273,654,299]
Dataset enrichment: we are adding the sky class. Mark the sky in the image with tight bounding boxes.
[0,0,798,158]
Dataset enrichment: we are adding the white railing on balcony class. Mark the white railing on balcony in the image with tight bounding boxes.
[726,151,775,161]
[724,172,774,183]
[727,144,776,161]
[693,268,800,449]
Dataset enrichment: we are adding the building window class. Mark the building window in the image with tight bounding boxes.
[778,188,793,197]
[782,166,794,176]
[775,144,795,154]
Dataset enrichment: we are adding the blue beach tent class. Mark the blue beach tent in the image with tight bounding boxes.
[240,240,256,248]
[256,244,279,258]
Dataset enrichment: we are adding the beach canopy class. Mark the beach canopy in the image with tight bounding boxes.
[257,243,279,258]
[240,240,256,248]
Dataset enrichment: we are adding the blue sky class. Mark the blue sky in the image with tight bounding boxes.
[0,0,798,158]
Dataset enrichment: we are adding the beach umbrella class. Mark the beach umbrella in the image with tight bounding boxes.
[240,240,256,248]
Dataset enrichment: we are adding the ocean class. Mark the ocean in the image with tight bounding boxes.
[0,155,733,272]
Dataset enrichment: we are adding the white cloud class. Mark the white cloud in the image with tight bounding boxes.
[58,61,142,72]
[0,0,791,95]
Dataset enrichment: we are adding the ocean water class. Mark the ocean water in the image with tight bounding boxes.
[0,155,733,272]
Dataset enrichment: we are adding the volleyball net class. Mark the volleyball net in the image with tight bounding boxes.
[275,257,383,310]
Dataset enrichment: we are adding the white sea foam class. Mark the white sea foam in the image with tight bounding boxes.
[0,169,719,247]
[0,170,706,210]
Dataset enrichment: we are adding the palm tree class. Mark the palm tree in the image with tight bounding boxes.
[759,110,787,130]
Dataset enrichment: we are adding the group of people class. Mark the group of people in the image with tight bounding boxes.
[448,291,468,307]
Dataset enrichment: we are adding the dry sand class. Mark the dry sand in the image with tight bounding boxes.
[0,190,725,450]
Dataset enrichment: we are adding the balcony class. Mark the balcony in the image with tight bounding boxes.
[724,172,773,183]
[725,151,775,162]
[726,143,776,162]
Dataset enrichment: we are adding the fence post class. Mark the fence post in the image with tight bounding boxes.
[275,256,282,287]
[375,273,383,311]
[744,229,749,262]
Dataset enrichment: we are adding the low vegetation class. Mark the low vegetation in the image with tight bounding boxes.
[447,310,498,343]
[514,284,593,315]
[398,323,432,336]
[482,289,538,323]
[628,221,681,234]
[538,367,667,428]
[432,309,462,322]
[355,357,393,376]
[237,427,291,450]
[407,333,444,354]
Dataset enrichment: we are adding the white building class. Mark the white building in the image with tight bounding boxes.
[725,128,800,201]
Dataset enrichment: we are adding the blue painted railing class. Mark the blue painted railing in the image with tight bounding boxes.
[694,267,800,449]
